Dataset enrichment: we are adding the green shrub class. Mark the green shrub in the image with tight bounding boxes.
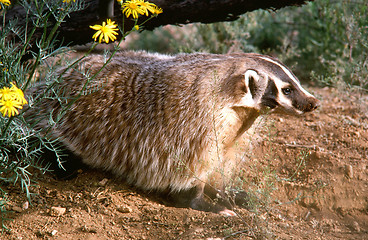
[0,0,162,230]
[0,0,88,229]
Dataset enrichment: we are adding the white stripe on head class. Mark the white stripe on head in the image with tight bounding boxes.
[257,56,314,98]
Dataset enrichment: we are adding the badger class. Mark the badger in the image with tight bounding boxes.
[24,51,319,215]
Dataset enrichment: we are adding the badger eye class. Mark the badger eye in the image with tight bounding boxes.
[282,88,292,95]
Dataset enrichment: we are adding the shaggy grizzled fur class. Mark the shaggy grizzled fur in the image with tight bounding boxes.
[25,51,318,214]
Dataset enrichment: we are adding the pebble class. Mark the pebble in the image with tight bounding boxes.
[12,206,22,213]
[22,201,29,210]
[81,225,97,233]
[304,211,311,220]
[98,178,109,186]
[117,205,132,213]
[344,116,360,127]
[345,165,353,178]
[50,206,66,216]
[352,221,360,232]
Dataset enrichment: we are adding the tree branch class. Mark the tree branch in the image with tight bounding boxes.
[2,0,313,58]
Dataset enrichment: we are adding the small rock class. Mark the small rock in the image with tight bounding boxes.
[86,205,91,214]
[304,211,311,220]
[117,205,132,213]
[345,165,353,178]
[50,206,66,216]
[278,222,290,229]
[344,116,360,127]
[353,131,360,137]
[352,221,360,232]
[336,207,345,217]
[35,230,45,238]
[81,225,97,233]
[98,178,109,186]
[50,230,58,236]
[309,151,320,160]
[12,206,22,213]
[22,201,29,210]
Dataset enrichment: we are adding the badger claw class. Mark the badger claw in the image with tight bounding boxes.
[219,209,237,217]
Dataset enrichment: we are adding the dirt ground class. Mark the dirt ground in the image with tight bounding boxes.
[2,86,368,239]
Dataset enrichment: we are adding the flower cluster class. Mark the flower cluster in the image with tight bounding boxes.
[0,0,11,9]
[62,0,75,3]
[120,0,162,19]
[89,0,162,44]
[0,83,28,117]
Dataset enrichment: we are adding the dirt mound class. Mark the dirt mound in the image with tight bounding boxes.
[2,87,368,239]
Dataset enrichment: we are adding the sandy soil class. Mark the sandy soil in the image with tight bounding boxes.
[2,87,368,239]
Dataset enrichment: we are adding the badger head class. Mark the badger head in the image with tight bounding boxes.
[240,55,319,115]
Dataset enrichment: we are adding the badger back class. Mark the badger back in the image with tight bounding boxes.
[25,52,251,192]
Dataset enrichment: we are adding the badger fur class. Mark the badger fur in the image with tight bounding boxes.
[25,51,319,215]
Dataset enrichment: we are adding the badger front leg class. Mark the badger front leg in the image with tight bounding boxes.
[168,182,236,216]
[191,182,238,216]
[203,182,252,211]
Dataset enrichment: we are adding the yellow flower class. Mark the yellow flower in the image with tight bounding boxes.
[0,87,12,101]
[0,0,11,9]
[136,0,158,16]
[152,6,163,15]
[121,0,162,18]
[62,0,75,3]
[90,19,119,43]
[10,83,28,105]
[122,0,145,19]
[134,25,139,30]
[0,83,27,117]
[0,99,22,117]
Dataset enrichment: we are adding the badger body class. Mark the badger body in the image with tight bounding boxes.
[26,51,319,214]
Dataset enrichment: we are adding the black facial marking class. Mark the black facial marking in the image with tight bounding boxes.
[261,78,278,109]
[248,74,258,98]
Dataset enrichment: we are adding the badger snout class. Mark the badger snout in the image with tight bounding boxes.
[297,97,319,113]
[305,97,319,112]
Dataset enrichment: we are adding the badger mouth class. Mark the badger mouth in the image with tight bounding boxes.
[262,98,305,116]
[273,107,304,116]
[261,98,278,110]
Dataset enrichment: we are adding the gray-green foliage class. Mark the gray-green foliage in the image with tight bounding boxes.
[0,0,162,230]
[129,0,368,89]
[0,0,86,229]
[274,0,368,90]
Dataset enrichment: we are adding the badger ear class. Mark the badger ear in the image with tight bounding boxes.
[244,70,259,99]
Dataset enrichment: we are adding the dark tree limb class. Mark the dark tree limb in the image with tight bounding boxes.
[2,0,313,55]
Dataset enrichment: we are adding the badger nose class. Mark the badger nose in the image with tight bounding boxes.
[306,97,319,112]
